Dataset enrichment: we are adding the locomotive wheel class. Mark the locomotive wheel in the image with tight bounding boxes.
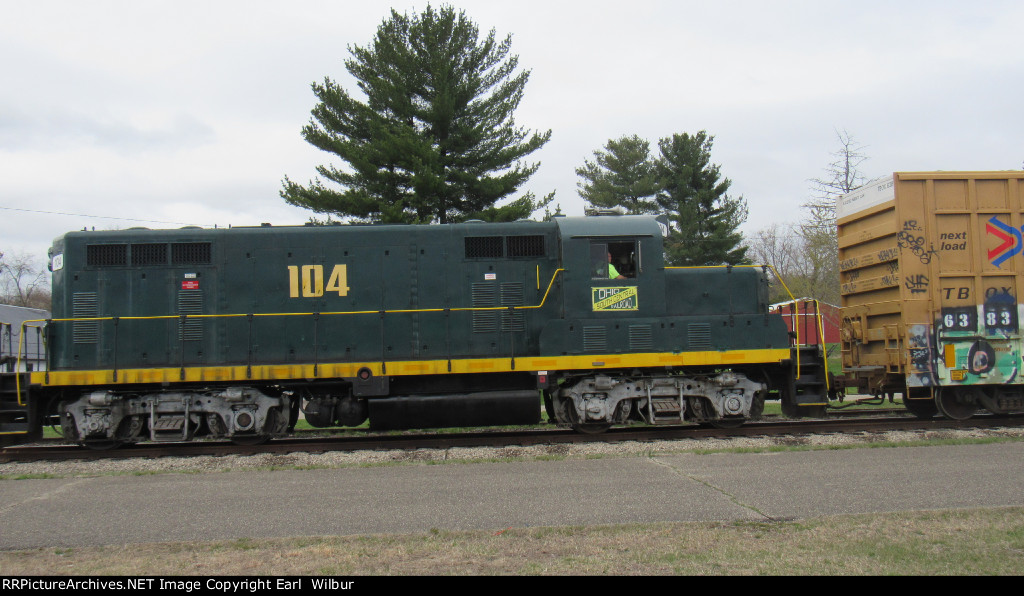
[80,415,143,450]
[934,387,977,421]
[563,397,611,434]
[688,396,745,429]
[707,418,745,429]
[550,392,573,425]
[567,405,611,434]
[573,422,612,434]
[230,434,270,446]
[902,396,938,419]
[229,409,281,446]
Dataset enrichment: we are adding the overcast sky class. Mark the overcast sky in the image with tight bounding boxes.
[2,0,1022,266]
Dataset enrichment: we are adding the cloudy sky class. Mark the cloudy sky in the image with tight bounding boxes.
[2,0,1022,266]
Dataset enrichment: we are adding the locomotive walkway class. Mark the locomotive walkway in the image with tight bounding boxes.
[2,441,1024,550]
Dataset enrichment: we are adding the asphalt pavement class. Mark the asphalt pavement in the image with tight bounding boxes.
[2,442,1023,550]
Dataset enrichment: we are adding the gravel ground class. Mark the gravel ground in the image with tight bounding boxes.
[4,426,1024,478]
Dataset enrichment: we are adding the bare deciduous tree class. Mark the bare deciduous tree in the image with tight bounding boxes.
[803,130,869,305]
[808,129,869,212]
[746,224,802,300]
[0,250,51,310]
[747,130,869,306]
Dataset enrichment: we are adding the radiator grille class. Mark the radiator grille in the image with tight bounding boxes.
[506,235,545,257]
[465,237,503,259]
[171,242,211,265]
[131,243,167,266]
[86,245,126,267]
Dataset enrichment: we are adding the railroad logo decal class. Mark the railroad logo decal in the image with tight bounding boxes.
[287,264,349,298]
[592,287,638,311]
[986,217,1022,267]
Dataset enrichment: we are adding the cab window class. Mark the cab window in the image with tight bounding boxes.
[590,241,637,280]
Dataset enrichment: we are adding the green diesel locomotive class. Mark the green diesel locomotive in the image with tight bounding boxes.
[4,215,827,448]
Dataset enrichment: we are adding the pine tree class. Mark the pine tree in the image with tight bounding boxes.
[575,135,660,214]
[655,132,748,266]
[281,5,552,224]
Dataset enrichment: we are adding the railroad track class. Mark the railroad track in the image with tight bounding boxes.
[3,412,1022,464]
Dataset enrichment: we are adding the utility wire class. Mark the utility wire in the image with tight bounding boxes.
[0,205,214,227]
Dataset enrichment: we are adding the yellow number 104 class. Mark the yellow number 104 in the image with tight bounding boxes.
[287,265,349,298]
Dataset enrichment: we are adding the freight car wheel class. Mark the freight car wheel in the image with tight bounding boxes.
[935,387,977,420]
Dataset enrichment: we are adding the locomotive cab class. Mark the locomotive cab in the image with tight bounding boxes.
[536,216,796,432]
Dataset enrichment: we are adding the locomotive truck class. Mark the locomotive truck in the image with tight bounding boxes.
[0,214,828,448]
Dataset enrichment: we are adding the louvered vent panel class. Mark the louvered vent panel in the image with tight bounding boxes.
[72,292,99,344]
[177,289,204,341]
[688,323,711,349]
[471,282,498,333]
[500,282,525,331]
[583,326,607,352]
[629,324,653,351]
